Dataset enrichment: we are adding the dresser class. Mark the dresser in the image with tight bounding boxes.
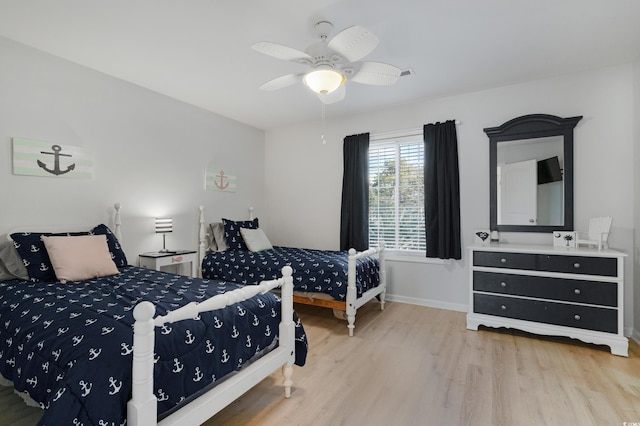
[467,244,628,356]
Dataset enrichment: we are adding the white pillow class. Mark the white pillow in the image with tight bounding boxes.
[210,222,227,251]
[41,235,120,283]
[240,227,273,252]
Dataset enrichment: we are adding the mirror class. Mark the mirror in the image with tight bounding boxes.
[485,114,582,233]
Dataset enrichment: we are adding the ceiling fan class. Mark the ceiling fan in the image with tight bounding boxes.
[252,21,402,104]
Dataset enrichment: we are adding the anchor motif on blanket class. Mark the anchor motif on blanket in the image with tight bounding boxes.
[39,263,49,272]
[246,336,252,348]
[85,318,97,326]
[230,326,239,338]
[257,299,265,308]
[157,389,169,402]
[52,387,66,402]
[253,315,259,326]
[121,343,133,355]
[172,358,184,373]
[205,340,214,354]
[37,145,76,176]
[30,245,39,253]
[265,325,271,337]
[5,357,15,367]
[89,348,102,360]
[185,330,195,344]
[161,324,172,335]
[26,376,38,388]
[51,349,62,361]
[79,380,92,397]
[237,306,246,316]
[108,377,122,395]
[101,327,114,335]
[43,320,54,329]
[69,312,81,319]
[72,335,84,346]
[193,367,204,382]
[213,316,223,328]
[57,327,69,336]
[221,349,230,363]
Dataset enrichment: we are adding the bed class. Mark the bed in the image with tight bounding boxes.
[0,204,307,426]
[197,206,386,336]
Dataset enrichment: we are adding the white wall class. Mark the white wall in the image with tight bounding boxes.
[264,65,636,333]
[0,36,265,261]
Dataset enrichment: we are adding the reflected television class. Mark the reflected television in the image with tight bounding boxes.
[537,156,562,184]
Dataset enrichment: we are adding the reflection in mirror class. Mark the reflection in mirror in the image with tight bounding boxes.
[485,114,582,233]
[497,136,564,226]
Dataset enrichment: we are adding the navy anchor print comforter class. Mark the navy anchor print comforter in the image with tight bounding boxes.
[202,246,381,301]
[0,266,307,425]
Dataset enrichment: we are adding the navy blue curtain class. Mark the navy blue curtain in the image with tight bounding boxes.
[423,121,461,260]
[340,133,369,251]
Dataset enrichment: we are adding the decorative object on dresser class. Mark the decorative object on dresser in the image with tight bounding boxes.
[154,217,172,252]
[576,216,612,250]
[552,231,577,248]
[474,230,490,246]
[467,244,628,356]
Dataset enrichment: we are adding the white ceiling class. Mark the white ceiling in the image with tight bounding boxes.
[1,0,639,130]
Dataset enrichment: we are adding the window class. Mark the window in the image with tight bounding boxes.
[369,134,425,252]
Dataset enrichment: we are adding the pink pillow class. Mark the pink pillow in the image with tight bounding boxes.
[41,235,120,283]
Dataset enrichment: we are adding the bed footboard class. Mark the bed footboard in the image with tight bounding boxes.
[127,266,295,426]
[346,242,386,336]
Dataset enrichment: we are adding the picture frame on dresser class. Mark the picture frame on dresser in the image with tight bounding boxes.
[466,243,628,356]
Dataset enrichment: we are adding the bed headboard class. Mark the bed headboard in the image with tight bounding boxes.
[6,203,123,242]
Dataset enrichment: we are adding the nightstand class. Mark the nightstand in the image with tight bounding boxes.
[139,250,198,277]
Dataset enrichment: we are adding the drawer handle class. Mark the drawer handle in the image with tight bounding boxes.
[574,314,581,321]
[500,282,507,287]
[501,305,507,311]
[573,262,581,269]
[501,258,507,264]
[574,289,581,295]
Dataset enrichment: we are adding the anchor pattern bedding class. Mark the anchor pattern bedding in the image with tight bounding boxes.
[202,246,381,301]
[0,266,307,425]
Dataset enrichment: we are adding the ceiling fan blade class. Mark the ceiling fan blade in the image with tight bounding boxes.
[328,26,379,63]
[258,73,302,91]
[349,62,401,85]
[251,41,312,64]
[318,85,346,104]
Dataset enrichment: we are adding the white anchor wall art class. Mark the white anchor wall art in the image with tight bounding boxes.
[205,167,236,193]
[12,137,93,179]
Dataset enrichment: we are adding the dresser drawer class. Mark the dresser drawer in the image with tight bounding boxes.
[535,254,617,276]
[473,272,617,307]
[473,251,536,270]
[473,293,618,333]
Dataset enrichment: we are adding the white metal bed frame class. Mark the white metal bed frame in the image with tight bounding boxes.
[6,203,297,426]
[197,206,387,336]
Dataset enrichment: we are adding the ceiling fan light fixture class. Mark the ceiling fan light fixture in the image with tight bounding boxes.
[303,69,345,94]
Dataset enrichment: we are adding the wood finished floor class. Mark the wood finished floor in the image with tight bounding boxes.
[1,302,639,425]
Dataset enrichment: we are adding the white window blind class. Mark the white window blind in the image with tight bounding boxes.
[369,136,425,252]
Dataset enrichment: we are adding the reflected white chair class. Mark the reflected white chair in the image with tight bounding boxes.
[576,216,612,250]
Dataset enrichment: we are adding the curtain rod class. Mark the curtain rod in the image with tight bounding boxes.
[371,120,461,142]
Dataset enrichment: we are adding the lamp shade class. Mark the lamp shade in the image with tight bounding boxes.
[303,69,345,94]
[155,217,173,233]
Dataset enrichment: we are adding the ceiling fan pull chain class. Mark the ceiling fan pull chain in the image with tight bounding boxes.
[321,103,327,145]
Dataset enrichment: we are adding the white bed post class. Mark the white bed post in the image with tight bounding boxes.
[346,248,357,337]
[127,301,158,426]
[114,203,122,243]
[378,241,386,311]
[248,206,254,220]
[279,265,295,398]
[198,206,206,278]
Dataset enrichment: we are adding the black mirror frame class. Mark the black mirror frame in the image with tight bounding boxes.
[484,114,583,233]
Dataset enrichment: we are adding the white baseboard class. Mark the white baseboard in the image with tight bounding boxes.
[385,294,467,313]
[631,328,640,345]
